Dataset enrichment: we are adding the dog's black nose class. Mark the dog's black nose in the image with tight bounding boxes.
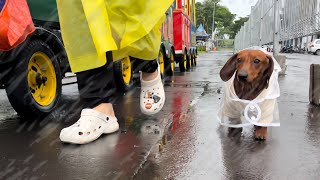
[238,72,248,81]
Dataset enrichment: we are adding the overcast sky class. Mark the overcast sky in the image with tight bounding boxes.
[196,0,259,19]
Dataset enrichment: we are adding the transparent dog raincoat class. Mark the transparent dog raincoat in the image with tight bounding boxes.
[218,47,281,127]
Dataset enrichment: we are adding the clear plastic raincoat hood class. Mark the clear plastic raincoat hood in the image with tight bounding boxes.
[218,47,282,127]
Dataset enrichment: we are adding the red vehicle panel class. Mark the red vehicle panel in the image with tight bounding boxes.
[172,0,195,56]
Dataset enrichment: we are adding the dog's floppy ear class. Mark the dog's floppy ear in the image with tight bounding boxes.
[264,55,274,88]
[220,53,238,81]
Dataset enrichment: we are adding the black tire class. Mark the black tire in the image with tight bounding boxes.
[190,52,194,67]
[165,50,174,76]
[315,50,320,56]
[113,57,133,92]
[5,40,62,118]
[179,53,187,72]
[193,53,197,67]
[186,53,191,70]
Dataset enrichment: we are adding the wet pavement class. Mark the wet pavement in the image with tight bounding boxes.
[1,52,320,179]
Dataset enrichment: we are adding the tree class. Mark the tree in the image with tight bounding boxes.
[195,2,204,29]
[196,0,235,39]
[229,17,249,39]
[214,5,235,38]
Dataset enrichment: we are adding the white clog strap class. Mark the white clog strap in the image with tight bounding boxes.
[80,109,117,123]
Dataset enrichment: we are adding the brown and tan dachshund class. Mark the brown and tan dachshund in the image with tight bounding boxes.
[220,49,274,140]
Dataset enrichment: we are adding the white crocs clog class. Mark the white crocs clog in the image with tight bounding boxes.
[140,69,165,115]
[60,109,119,144]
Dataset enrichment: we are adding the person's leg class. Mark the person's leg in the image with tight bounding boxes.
[134,58,165,115]
[134,58,159,80]
[76,52,116,114]
[60,52,119,144]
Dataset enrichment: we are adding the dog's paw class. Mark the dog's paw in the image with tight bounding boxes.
[254,126,267,140]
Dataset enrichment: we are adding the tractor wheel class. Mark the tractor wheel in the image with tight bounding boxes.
[5,40,62,118]
[158,49,166,77]
[113,56,133,92]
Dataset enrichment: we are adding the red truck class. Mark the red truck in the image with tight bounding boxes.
[158,0,197,75]
[172,0,197,72]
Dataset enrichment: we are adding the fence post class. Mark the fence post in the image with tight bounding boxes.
[250,6,253,47]
[259,0,263,46]
[309,64,320,106]
[273,0,280,56]
[273,0,286,74]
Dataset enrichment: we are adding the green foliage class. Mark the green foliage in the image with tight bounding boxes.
[196,0,248,39]
[229,17,249,39]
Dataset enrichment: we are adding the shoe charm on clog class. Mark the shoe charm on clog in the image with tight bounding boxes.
[153,95,161,103]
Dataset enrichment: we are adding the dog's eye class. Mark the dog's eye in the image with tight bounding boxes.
[254,59,261,64]
[237,58,241,63]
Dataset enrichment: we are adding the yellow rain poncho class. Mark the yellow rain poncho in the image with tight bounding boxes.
[56,0,173,73]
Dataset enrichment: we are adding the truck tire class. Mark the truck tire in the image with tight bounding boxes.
[315,49,320,56]
[165,50,174,76]
[113,56,133,92]
[186,53,191,70]
[193,53,197,67]
[5,40,62,118]
[179,52,187,72]
[190,51,194,67]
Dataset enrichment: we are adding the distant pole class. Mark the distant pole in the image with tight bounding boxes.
[259,1,263,46]
[273,0,280,56]
[212,2,216,40]
[250,6,253,47]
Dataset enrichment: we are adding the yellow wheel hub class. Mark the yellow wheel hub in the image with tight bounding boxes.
[27,52,56,106]
[122,56,132,85]
[158,51,165,74]
[170,53,174,72]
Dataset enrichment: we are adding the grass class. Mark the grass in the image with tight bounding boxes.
[197,50,206,55]
[215,47,234,51]
[196,46,234,53]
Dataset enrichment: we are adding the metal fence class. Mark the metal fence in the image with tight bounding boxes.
[234,0,320,51]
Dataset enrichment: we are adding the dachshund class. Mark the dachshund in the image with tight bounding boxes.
[220,49,274,140]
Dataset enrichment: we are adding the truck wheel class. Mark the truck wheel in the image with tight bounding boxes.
[179,53,187,72]
[186,53,191,70]
[158,50,165,77]
[165,50,174,76]
[5,40,62,118]
[190,52,194,67]
[315,50,320,55]
[113,56,133,92]
[193,53,197,67]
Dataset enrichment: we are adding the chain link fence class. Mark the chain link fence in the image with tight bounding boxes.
[234,0,320,51]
